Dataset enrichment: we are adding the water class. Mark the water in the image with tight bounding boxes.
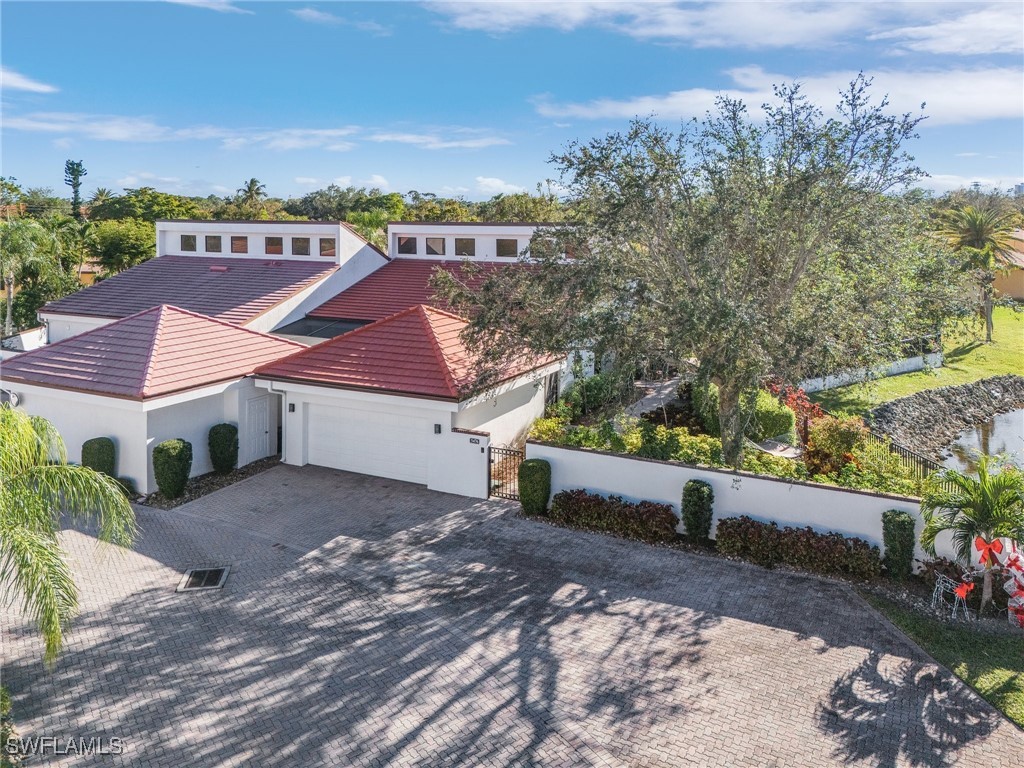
[941,408,1024,472]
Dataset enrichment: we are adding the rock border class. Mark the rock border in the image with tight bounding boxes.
[868,375,1024,459]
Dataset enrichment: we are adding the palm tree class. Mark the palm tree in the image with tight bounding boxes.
[0,218,50,336]
[88,187,115,207]
[937,204,1018,342]
[236,178,267,212]
[920,456,1024,615]
[0,407,136,662]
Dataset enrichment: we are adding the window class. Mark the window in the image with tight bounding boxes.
[454,238,475,257]
[180,234,196,252]
[496,238,518,258]
[265,236,283,255]
[205,235,222,253]
[231,236,248,254]
[397,236,417,255]
[319,237,336,257]
[425,237,446,256]
[292,237,310,256]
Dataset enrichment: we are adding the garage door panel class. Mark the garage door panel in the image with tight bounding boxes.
[306,403,429,484]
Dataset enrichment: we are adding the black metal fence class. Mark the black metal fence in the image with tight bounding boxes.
[860,429,955,493]
[489,446,525,500]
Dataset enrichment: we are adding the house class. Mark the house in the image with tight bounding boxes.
[994,229,1024,300]
[1,219,584,498]
[254,304,561,497]
[0,305,303,493]
[40,220,387,341]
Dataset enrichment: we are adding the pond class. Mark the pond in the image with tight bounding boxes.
[941,408,1024,472]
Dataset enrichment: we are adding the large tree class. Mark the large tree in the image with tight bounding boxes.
[937,204,1018,342]
[0,218,51,336]
[90,217,155,276]
[63,160,87,221]
[89,187,202,222]
[437,77,937,467]
[0,408,136,662]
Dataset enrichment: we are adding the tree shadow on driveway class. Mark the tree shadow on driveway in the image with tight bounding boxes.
[817,650,1000,768]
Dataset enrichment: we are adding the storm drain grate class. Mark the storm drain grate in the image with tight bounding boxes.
[176,566,230,592]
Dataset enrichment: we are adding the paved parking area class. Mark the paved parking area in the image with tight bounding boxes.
[3,464,1021,766]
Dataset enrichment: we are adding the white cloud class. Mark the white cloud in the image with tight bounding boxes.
[333,176,353,186]
[369,132,510,150]
[52,138,73,150]
[291,7,391,35]
[362,174,389,189]
[428,1,874,49]
[870,6,1024,56]
[1,67,59,93]
[955,152,981,157]
[916,173,1024,194]
[534,65,1024,126]
[4,112,361,150]
[166,0,253,14]
[294,176,321,186]
[428,2,1024,57]
[476,176,525,195]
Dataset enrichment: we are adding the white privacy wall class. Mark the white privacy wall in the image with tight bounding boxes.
[455,378,547,448]
[527,441,957,561]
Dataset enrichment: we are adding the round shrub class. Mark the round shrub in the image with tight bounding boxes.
[518,459,552,516]
[81,437,116,477]
[882,509,916,580]
[208,423,239,475]
[682,479,714,542]
[153,439,192,499]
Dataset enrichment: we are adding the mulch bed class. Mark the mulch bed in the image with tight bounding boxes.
[138,455,282,510]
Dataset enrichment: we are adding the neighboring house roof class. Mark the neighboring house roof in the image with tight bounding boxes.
[0,305,305,400]
[41,255,337,325]
[256,304,555,401]
[308,259,524,322]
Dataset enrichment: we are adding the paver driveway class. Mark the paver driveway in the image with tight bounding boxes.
[3,465,1021,767]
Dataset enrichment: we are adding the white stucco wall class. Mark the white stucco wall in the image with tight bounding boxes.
[800,352,945,393]
[429,430,491,498]
[455,379,546,447]
[7,384,149,490]
[39,313,114,343]
[387,223,545,262]
[156,221,347,262]
[527,441,957,562]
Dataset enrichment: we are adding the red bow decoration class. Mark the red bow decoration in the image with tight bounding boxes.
[975,536,1004,566]
[1004,553,1023,572]
[954,582,974,600]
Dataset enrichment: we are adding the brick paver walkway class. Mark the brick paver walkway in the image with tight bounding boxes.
[3,465,1021,766]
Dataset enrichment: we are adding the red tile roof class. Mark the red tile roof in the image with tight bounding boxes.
[0,305,305,399]
[255,304,556,401]
[41,255,337,325]
[308,259,524,322]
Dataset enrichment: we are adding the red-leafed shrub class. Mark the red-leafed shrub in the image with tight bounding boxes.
[549,489,678,543]
[764,378,826,438]
[715,515,881,579]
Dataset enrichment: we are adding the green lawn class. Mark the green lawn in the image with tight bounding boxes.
[863,592,1024,728]
[812,306,1024,415]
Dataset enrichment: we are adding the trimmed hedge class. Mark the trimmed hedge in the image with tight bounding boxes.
[153,439,192,499]
[208,423,239,475]
[81,437,115,477]
[715,515,881,579]
[518,459,551,515]
[682,479,714,542]
[747,390,797,444]
[549,489,678,543]
[882,509,916,580]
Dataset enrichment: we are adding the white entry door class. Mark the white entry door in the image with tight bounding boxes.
[246,396,271,463]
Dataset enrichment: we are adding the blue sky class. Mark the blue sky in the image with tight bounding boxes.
[2,1,1022,201]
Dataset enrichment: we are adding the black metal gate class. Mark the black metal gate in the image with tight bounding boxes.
[489,446,525,500]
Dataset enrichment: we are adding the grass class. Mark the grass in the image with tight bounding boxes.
[812,305,1024,415]
[863,592,1024,728]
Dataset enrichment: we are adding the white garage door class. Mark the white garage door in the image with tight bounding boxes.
[306,403,429,484]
